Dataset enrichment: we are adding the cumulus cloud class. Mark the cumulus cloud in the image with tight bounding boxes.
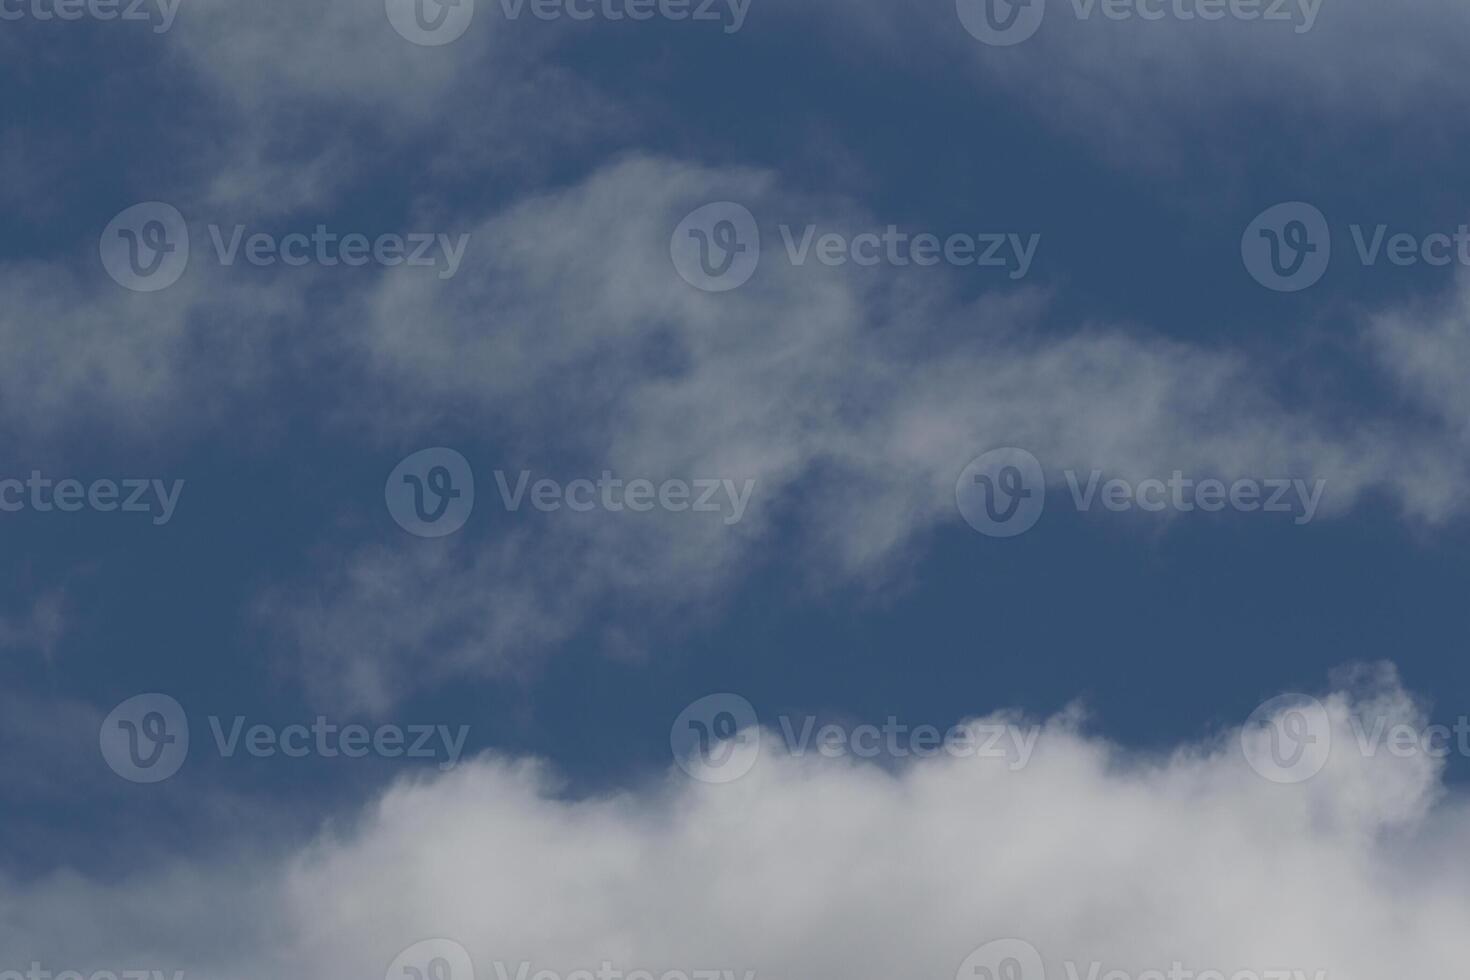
[2,668,1465,980]
[261,154,1470,711]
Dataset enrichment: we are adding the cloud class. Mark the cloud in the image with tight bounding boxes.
[0,589,66,660]
[262,154,1470,711]
[2,667,1466,980]
[165,0,627,215]
[1369,279,1470,434]
[807,0,1470,173]
[0,254,304,442]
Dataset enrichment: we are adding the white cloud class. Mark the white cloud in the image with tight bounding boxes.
[783,0,1470,175]
[2,668,1466,980]
[165,0,626,215]
[0,255,303,442]
[263,155,1470,711]
[1370,280,1470,435]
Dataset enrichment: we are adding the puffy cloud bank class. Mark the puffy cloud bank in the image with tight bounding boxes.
[3,666,1466,980]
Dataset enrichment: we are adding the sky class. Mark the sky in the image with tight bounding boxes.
[3,0,1470,978]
